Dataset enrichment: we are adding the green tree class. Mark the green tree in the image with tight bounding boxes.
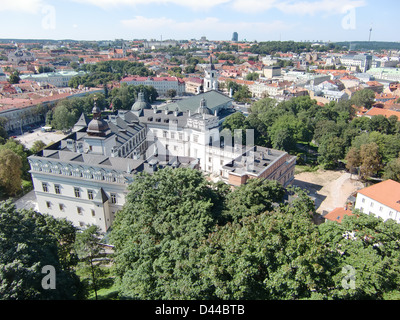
[317,135,345,169]
[0,117,8,143]
[350,89,375,109]
[233,85,252,103]
[195,189,332,300]
[8,71,20,84]
[0,138,30,178]
[51,104,78,130]
[222,112,248,144]
[0,149,22,196]
[166,89,177,98]
[245,72,259,81]
[224,178,285,222]
[30,140,47,154]
[319,212,400,299]
[110,167,226,299]
[359,142,382,180]
[0,200,83,299]
[75,225,108,300]
[383,157,400,182]
[345,147,361,177]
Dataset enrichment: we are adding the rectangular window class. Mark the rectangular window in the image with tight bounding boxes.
[59,203,65,211]
[91,209,95,217]
[179,133,183,140]
[42,182,48,192]
[74,187,81,198]
[193,135,199,143]
[163,131,168,138]
[46,201,51,209]
[171,132,175,139]
[77,207,83,215]
[110,193,117,204]
[54,185,61,194]
[87,190,94,200]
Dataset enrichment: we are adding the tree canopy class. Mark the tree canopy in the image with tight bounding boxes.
[0,201,83,299]
[108,167,400,300]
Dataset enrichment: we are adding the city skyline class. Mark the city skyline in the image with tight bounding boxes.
[0,0,398,43]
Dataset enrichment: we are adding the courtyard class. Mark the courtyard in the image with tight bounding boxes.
[292,169,365,215]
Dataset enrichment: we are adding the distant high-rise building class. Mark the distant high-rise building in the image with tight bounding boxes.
[232,32,238,42]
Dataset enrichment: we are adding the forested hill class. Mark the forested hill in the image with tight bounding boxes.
[334,41,400,51]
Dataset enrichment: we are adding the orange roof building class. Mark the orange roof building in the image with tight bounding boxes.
[324,207,354,223]
[364,107,400,120]
[354,179,400,222]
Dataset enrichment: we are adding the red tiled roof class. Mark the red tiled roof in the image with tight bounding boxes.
[357,179,400,212]
[121,76,182,82]
[365,107,400,120]
[325,207,354,223]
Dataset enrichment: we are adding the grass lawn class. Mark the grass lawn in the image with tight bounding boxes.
[77,266,120,300]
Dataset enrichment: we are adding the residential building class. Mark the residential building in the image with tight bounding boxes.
[8,49,35,64]
[340,53,372,73]
[120,75,185,96]
[184,77,203,94]
[263,66,281,78]
[20,70,87,87]
[221,146,296,187]
[354,179,400,223]
[367,67,400,82]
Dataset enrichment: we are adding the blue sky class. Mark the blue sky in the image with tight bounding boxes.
[0,0,398,42]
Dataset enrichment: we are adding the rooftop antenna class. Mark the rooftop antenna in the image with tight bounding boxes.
[369,23,373,41]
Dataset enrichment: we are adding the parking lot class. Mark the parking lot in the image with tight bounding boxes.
[15,128,67,150]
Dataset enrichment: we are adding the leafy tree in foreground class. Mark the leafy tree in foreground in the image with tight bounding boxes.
[0,200,83,299]
[110,167,227,299]
[195,189,334,300]
[318,212,400,299]
[224,178,285,222]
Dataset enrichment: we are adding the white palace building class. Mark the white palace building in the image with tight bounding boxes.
[29,82,295,232]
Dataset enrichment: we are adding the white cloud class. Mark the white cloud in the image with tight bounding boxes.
[275,0,366,15]
[70,0,366,15]
[71,0,230,10]
[230,0,366,15]
[0,0,45,13]
[121,16,295,40]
